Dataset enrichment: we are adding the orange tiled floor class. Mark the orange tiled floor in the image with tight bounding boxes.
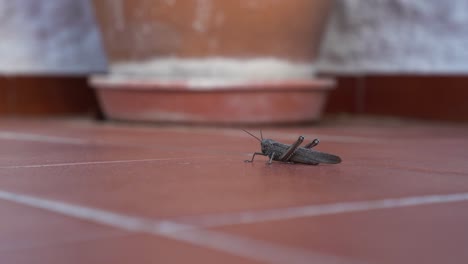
[1,117,468,264]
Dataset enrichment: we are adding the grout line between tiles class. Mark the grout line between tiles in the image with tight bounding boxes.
[0,128,383,147]
[0,131,91,145]
[401,167,468,176]
[0,190,362,264]
[0,156,218,169]
[0,129,251,159]
[145,127,384,144]
[172,192,468,228]
[0,230,129,253]
[340,163,468,177]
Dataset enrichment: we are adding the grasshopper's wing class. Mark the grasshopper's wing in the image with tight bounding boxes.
[311,151,342,164]
[292,148,342,164]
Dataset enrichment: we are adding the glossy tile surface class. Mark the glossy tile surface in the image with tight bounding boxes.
[1,117,468,264]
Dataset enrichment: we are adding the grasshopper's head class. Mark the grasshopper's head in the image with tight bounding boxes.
[242,129,273,154]
[260,139,275,155]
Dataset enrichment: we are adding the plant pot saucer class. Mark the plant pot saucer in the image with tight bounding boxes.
[89,76,335,125]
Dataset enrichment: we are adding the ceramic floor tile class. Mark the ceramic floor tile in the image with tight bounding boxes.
[0,232,263,264]
[1,158,468,219]
[1,117,468,264]
[0,200,123,252]
[212,202,468,264]
[0,139,215,167]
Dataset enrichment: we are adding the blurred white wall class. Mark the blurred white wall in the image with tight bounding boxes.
[0,0,106,75]
[2,0,468,76]
[317,0,468,74]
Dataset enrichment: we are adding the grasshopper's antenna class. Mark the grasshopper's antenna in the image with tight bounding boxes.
[260,130,263,140]
[242,129,261,142]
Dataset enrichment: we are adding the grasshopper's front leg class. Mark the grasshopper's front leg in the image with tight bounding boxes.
[245,152,266,163]
[268,152,276,164]
[279,136,304,162]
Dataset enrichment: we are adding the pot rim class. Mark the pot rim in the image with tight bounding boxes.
[89,75,335,92]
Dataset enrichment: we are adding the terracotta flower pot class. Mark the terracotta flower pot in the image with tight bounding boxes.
[90,0,335,125]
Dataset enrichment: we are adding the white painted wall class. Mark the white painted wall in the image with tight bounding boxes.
[2,0,468,75]
[0,0,106,75]
[316,0,468,74]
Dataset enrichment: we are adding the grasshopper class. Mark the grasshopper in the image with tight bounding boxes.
[243,129,341,165]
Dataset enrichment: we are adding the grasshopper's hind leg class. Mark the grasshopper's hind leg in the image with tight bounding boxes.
[279,136,304,162]
[304,139,320,149]
[245,152,266,163]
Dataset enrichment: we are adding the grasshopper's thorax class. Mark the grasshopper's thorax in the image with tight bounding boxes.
[260,139,276,155]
